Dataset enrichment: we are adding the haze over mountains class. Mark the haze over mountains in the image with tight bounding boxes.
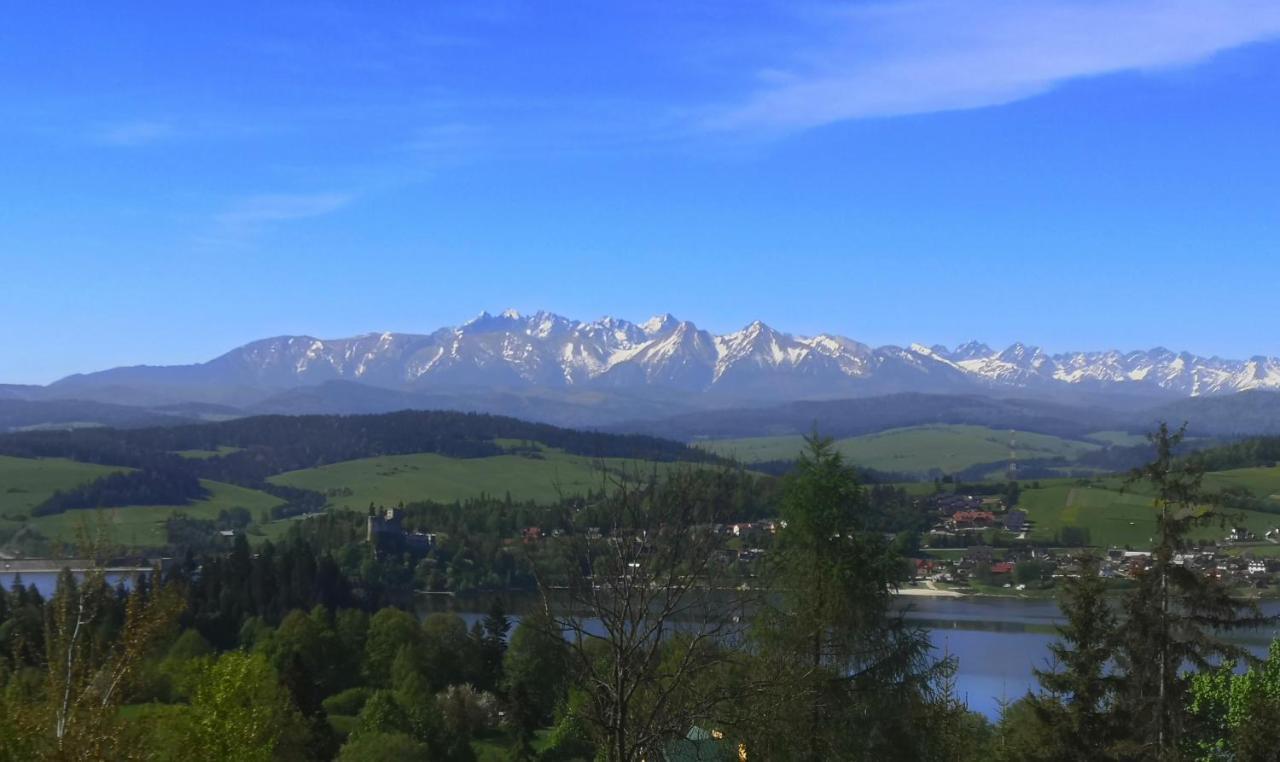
[5,310,1280,434]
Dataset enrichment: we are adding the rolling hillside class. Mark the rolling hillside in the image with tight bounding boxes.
[20,480,285,546]
[1017,470,1280,549]
[0,410,716,551]
[701,424,1106,476]
[270,445,691,509]
[0,455,125,517]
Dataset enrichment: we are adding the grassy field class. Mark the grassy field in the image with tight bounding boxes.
[1018,475,1280,549]
[173,446,242,459]
[0,455,125,518]
[1203,465,1280,501]
[270,448,683,508]
[702,425,1102,474]
[26,480,285,546]
[1083,430,1149,447]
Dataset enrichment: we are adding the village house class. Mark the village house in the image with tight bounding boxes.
[1227,526,1255,543]
[933,494,986,517]
[951,510,997,529]
[1003,509,1028,533]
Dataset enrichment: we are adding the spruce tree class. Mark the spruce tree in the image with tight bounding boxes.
[1032,555,1120,760]
[751,434,938,760]
[1113,423,1269,759]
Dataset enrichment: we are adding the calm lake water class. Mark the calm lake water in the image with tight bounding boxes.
[8,570,1279,720]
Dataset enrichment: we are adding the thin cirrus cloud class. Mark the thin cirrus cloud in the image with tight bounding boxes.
[214,192,354,235]
[92,119,177,146]
[711,0,1280,133]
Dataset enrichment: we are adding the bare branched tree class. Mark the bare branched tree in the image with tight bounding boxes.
[12,514,187,760]
[530,464,759,762]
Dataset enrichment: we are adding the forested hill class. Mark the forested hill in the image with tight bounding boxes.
[1189,435,1280,472]
[0,410,712,517]
[0,409,703,466]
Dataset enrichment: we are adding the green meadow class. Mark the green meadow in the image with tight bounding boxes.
[25,480,285,547]
[1017,472,1280,549]
[268,448,685,509]
[1083,430,1150,447]
[702,424,1102,474]
[0,455,126,518]
[173,446,242,459]
[1202,465,1280,501]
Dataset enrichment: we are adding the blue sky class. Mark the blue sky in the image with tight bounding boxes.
[3,0,1280,383]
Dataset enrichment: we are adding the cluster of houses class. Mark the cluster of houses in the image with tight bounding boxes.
[911,493,1280,591]
[912,540,1280,593]
[1097,545,1280,587]
[930,493,1030,537]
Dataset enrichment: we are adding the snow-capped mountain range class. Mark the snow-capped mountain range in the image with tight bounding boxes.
[45,310,1280,404]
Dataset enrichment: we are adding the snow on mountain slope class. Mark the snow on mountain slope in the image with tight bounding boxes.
[45,311,1280,401]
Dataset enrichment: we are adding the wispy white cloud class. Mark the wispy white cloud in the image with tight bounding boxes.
[92,119,177,146]
[214,192,354,234]
[712,0,1280,133]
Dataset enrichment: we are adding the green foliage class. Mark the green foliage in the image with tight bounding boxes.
[421,613,478,692]
[256,607,351,696]
[477,598,510,691]
[336,731,430,761]
[1187,639,1280,761]
[503,610,571,732]
[750,434,939,760]
[993,697,1057,762]
[177,651,308,762]
[1031,556,1121,760]
[354,689,410,738]
[1113,424,1266,757]
[158,629,214,699]
[363,609,423,687]
[322,686,372,718]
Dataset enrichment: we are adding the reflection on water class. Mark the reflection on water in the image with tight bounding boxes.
[426,594,1280,720]
[0,571,137,598]
[9,572,1280,721]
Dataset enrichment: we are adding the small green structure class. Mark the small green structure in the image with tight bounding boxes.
[663,726,739,762]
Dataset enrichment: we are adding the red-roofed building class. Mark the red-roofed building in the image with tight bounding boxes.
[953,511,996,527]
[990,562,1015,575]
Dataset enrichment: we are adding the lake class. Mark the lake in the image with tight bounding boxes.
[8,570,1279,720]
[423,592,1280,720]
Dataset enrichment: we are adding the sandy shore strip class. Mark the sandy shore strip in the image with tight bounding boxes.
[896,582,966,598]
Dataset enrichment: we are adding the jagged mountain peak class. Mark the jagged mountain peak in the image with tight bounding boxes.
[949,340,995,361]
[39,312,1280,403]
[642,313,680,335]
